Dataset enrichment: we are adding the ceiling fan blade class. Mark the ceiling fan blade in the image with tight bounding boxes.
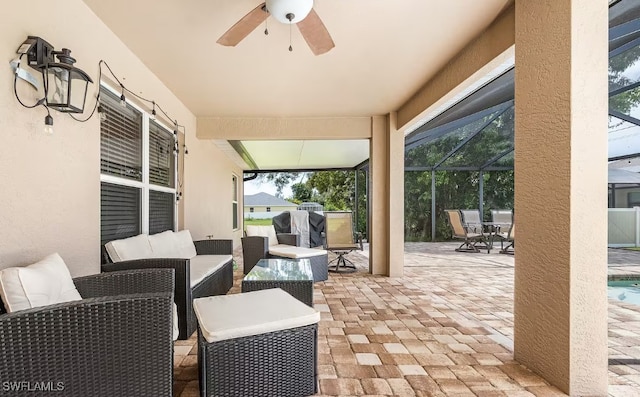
[217,3,268,47]
[297,9,335,55]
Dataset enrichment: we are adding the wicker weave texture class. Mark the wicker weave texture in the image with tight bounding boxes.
[241,280,314,307]
[187,260,234,338]
[0,269,174,397]
[198,324,318,397]
[194,239,233,255]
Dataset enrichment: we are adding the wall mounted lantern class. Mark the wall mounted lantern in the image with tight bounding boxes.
[18,36,93,113]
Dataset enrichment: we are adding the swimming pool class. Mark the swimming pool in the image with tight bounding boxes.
[608,279,640,305]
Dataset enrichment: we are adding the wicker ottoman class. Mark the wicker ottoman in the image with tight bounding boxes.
[193,289,320,397]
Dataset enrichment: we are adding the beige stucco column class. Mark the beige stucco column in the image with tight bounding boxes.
[514,0,608,395]
[369,113,405,276]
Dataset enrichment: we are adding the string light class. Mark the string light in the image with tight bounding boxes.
[44,108,53,135]
[119,84,127,107]
[97,104,107,121]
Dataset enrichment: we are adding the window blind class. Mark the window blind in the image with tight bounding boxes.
[100,88,143,181]
[101,182,141,244]
[149,121,175,187]
[149,190,175,235]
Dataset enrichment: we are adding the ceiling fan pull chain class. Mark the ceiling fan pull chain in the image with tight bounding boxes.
[264,18,269,35]
[286,12,294,52]
[289,19,293,52]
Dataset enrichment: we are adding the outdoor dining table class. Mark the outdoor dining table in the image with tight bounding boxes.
[481,222,510,251]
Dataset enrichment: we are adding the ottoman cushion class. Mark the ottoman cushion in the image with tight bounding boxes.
[193,288,320,343]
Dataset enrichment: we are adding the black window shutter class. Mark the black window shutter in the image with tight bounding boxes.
[100,182,141,244]
[149,190,175,235]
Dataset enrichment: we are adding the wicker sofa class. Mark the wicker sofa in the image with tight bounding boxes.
[102,230,233,340]
[0,268,174,397]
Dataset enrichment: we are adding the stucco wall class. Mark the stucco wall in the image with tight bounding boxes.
[0,0,242,275]
[514,0,608,394]
[183,140,244,247]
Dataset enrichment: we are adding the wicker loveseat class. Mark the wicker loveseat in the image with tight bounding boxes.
[0,268,174,397]
[102,230,234,340]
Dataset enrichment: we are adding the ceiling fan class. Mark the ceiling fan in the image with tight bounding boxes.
[216,0,335,55]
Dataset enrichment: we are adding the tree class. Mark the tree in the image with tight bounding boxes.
[290,182,313,203]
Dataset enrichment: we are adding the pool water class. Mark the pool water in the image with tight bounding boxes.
[608,280,640,305]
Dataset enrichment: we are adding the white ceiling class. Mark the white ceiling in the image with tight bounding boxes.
[82,0,512,118]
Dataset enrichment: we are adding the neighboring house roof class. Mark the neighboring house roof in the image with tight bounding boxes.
[244,192,296,207]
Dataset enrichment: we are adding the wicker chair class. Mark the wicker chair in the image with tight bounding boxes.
[0,268,174,397]
[242,233,329,282]
[102,239,234,340]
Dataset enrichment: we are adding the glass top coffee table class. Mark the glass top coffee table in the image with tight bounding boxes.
[241,258,314,307]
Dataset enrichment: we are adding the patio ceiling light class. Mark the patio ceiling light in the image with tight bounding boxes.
[266,0,313,24]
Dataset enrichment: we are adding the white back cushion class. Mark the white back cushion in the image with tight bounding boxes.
[0,253,82,313]
[148,230,182,258]
[245,225,278,247]
[175,230,197,258]
[105,234,153,262]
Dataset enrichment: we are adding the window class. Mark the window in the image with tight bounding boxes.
[266,207,271,212]
[250,207,254,213]
[100,87,177,244]
[232,175,239,230]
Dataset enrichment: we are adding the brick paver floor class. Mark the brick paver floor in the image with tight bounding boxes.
[174,243,640,396]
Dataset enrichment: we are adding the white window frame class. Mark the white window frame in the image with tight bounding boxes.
[99,83,178,234]
[232,174,239,231]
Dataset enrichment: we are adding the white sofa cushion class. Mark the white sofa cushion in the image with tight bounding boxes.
[268,244,327,259]
[189,255,232,288]
[148,231,182,258]
[0,253,82,313]
[105,234,153,262]
[175,230,197,258]
[245,225,278,247]
[193,288,320,343]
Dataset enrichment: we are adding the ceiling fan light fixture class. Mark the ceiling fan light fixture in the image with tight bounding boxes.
[266,0,313,24]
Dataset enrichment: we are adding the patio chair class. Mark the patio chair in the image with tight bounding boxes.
[0,268,174,397]
[460,209,484,233]
[242,225,329,281]
[445,209,490,253]
[491,209,513,232]
[498,220,515,254]
[324,211,363,272]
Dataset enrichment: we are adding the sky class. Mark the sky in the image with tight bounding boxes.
[243,178,293,198]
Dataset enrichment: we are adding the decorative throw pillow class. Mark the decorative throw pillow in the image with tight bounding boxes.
[0,253,82,313]
[245,225,278,247]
